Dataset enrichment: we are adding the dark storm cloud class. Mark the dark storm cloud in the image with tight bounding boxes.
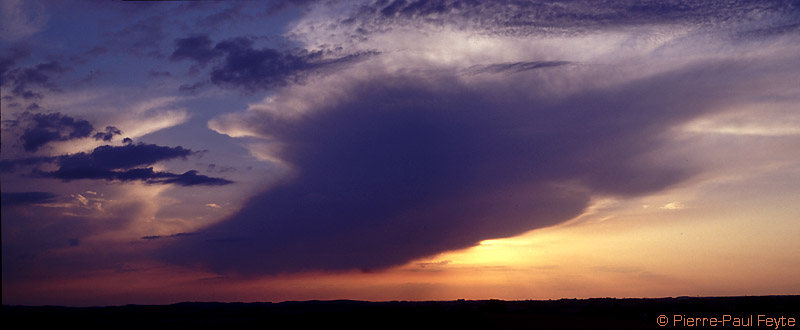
[0,192,58,206]
[170,34,378,91]
[20,112,94,152]
[161,58,763,275]
[35,144,233,186]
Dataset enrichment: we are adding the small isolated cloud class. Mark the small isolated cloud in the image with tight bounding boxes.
[660,202,686,210]
[205,203,221,208]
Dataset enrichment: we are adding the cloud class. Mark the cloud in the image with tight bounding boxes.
[148,70,171,77]
[318,0,800,38]
[0,0,49,41]
[2,143,233,186]
[464,61,571,75]
[0,156,57,172]
[661,202,686,210]
[0,47,30,85]
[141,232,196,240]
[170,34,378,91]
[1,60,67,99]
[93,126,122,142]
[196,3,248,29]
[1,185,159,282]
[160,52,781,275]
[62,143,192,169]
[31,143,233,186]
[108,15,168,57]
[0,191,58,206]
[170,35,218,64]
[156,170,233,186]
[20,112,94,152]
[153,0,800,276]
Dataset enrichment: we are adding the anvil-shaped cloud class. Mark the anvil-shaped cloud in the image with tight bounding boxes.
[157,0,800,275]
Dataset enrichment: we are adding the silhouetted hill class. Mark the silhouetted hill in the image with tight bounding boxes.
[3,296,798,329]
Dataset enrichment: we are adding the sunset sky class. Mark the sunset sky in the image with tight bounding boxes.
[2,0,799,307]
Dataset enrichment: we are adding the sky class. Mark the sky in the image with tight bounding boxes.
[1,0,799,307]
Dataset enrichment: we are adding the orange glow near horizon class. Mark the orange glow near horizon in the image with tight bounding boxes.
[8,182,798,307]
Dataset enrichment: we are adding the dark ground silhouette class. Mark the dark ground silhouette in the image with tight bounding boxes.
[3,296,798,329]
